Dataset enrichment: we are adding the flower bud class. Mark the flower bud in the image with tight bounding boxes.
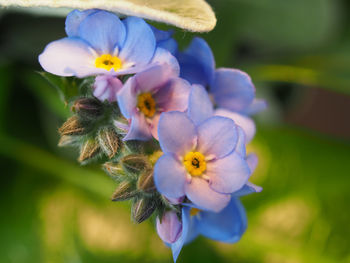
[132,197,157,224]
[156,211,182,244]
[103,162,123,176]
[58,115,88,136]
[78,139,101,162]
[137,169,156,193]
[58,135,79,147]
[111,181,137,201]
[98,127,120,159]
[121,154,151,175]
[72,97,103,120]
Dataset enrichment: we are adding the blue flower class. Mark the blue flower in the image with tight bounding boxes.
[176,37,267,142]
[150,25,178,55]
[39,9,176,78]
[157,196,254,262]
[154,91,251,212]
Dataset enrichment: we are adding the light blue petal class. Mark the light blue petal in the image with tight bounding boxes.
[65,9,98,37]
[171,207,191,262]
[197,198,247,242]
[232,182,262,197]
[234,126,246,157]
[119,17,156,66]
[117,76,138,119]
[215,108,256,143]
[246,153,258,173]
[178,37,215,86]
[78,10,126,54]
[123,113,152,141]
[151,48,180,76]
[38,37,104,77]
[158,112,197,156]
[197,116,238,159]
[207,152,250,194]
[212,68,255,113]
[187,85,214,125]
[185,177,231,213]
[154,154,186,198]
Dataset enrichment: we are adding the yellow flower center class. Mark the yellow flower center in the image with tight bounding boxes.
[95,54,122,71]
[190,208,201,217]
[137,93,156,118]
[183,151,206,176]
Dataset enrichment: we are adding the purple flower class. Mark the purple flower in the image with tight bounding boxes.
[156,211,182,244]
[117,64,191,141]
[176,37,267,142]
[93,75,123,102]
[154,107,251,212]
[39,9,176,78]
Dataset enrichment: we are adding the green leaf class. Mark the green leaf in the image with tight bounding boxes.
[1,0,216,32]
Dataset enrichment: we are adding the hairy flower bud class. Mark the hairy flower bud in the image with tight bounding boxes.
[121,154,151,175]
[98,127,120,159]
[58,135,79,147]
[132,197,157,224]
[58,115,88,136]
[111,181,137,201]
[72,97,104,120]
[78,139,101,162]
[137,169,156,193]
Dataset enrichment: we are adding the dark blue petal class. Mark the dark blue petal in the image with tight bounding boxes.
[196,198,247,242]
[187,85,214,125]
[212,68,255,113]
[65,9,98,37]
[78,10,126,54]
[177,37,215,86]
[119,17,156,66]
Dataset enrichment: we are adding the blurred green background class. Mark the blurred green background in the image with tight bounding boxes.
[0,0,350,262]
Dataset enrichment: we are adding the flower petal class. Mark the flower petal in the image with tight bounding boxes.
[156,78,191,112]
[158,112,197,156]
[234,126,247,157]
[171,207,193,262]
[207,152,250,194]
[185,177,231,212]
[178,37,215,86]
[38,37,103,77]
[197,116,237,159]
[157,211,182,244]
[65,9,98,37]
[123,113,152,141]
[119,17,156,66]
[117,77,137,119]
[151,47,180,76]
[215,108,255,143]
[197,198,247,242]
[211,68,255,113]
[133,64,175,94]
[78,10,126,54]
[154,153,187,198]
[233,182,262,197]
[246,153,258,173]
[93,75,123,102]
[187,84,214,125]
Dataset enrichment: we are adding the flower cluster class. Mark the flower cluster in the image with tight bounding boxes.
[39,9,265,262]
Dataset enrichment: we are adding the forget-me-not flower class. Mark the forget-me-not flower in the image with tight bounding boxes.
[117,64,191,141]
[176,37,267,142]
[39,9,176,78]
[154,88,251,212]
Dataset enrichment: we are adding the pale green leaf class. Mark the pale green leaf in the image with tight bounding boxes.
[0,0,216,32]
